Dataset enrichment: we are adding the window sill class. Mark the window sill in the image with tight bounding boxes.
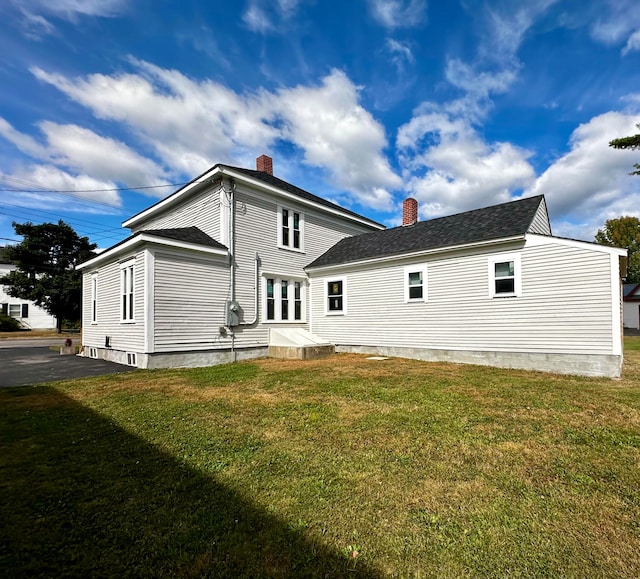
[262,320,306,324]
[491,294,519,299]
[277,245,306,255]
[120,320,137,324]
[324,311,345,316]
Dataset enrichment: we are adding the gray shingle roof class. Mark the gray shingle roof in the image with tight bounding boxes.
[219,165,383,228]
[140,226,227,250]
[306,195,546,269]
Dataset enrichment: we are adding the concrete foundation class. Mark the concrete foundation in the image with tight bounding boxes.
[268,344,335,360]
[82,346,268,369]
[336,345,623,378]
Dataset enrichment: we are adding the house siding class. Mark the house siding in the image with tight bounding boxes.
[153,250,231,352]
[310,241,616,357]
[82,251,146,355]
[129,185,222,239]
[1,264,57,329]
[529,198,552,235]
[223,184,380,349]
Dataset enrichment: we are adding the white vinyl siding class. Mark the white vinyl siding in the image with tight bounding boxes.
[310,242,617,355]
[154,251,231,352]
[129,185,222,240]
[227,186,378,349]
[529,199,552,235]
[82,252,145,352]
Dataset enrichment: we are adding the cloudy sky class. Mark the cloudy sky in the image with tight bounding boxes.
[0,0,639,248]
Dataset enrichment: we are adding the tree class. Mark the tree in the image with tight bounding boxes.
[0,221,96,332]
[595,216,640,283]
[609,123,640,175]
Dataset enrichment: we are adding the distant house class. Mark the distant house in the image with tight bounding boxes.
[0,247,57,330]
[78,155,626,377]
[623,283,640,330]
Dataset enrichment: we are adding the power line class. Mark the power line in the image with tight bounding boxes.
[0,182,184,193]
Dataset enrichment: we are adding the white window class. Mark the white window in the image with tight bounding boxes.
[120,260,136,322]
[277,206,304,252]
[264,276,305,322]
[488,254,522,298]
[8,304,21,318]
[325,277,346,315]
[405,265,428,302]
[91,274,98,324]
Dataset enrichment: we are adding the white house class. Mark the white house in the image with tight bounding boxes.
[0,248,57,330]
[78,156,626,377]
[623,283,640,330]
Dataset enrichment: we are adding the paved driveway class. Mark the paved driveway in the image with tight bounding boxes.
[0,339,130,387]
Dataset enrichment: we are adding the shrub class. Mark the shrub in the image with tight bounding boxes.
[0,314,22,331]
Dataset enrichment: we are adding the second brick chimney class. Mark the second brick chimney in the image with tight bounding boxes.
[402,197,418,226]
[256,154,273,175]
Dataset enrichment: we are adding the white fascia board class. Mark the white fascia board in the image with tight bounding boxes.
[222,168,385,231]
[122,166,223,229]
[77,233,228,270]
[525,233,627,256]
[305,235,525,275]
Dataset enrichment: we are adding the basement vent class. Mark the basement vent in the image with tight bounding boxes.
[89,347,98,359]
[126,352,137,367]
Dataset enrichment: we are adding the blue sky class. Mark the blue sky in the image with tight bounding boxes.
[1,0,639,250]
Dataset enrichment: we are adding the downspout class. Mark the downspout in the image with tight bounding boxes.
[239,253,260,326]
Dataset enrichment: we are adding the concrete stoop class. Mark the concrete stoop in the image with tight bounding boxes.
[268,328,335,360]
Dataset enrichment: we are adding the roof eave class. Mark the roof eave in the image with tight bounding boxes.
[306,235,526,274]
[77,233,229,271]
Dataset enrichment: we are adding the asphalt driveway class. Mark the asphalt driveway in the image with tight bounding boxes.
[0,339,130,387]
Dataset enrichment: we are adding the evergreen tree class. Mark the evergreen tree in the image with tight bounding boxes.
[609,123,640,175]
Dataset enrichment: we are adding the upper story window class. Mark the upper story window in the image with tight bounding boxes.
[405,265,428,302]
[120,259,136,322]
[489,254,521,298]
[278,206,304,252]
[264,276,305,322]
[325,277,346,315]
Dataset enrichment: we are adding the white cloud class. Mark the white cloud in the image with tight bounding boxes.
[368,0,427,29]
[525,111,640,239]
[0,165,122,209]
[622,30,640,55]
[386,38,414,71]
[273,70,401,209]
[397,109,535,218]
[0,117,169,198]
[242,0,304,34]
[14,0,127,20]
[31,62,400,210]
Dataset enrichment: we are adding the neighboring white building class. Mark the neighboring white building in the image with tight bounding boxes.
[78,155,626,377]
[0,248,57,330]
[623,283,640,330]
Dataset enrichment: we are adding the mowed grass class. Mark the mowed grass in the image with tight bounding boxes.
[1,341,640,577]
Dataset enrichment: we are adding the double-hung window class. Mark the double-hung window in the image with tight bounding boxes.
[405,265,428,302]
[264,277,305,322]
[325,277,346,315]
[91,274,98,324]
[489,254,521,298]
[278,206,304,251]
[120,260,135,322]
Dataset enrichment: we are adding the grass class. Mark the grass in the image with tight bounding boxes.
[1,340,640,577]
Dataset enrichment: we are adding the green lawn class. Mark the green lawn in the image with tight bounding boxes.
[2,340,640,578]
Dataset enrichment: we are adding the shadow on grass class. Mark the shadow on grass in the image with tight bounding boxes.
[0,386,381,578]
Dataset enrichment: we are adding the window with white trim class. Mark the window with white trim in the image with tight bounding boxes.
[91,274,98,324]
[325,277,346,315]
[405,265,427,302]
[8,304,21,318]
[264,277,305,322]
[489,254,521,298]
[120,260,136,322]
[277,206,304,251]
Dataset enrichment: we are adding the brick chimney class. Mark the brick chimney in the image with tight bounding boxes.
[402,197,418,226]
[256,154,273,175]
